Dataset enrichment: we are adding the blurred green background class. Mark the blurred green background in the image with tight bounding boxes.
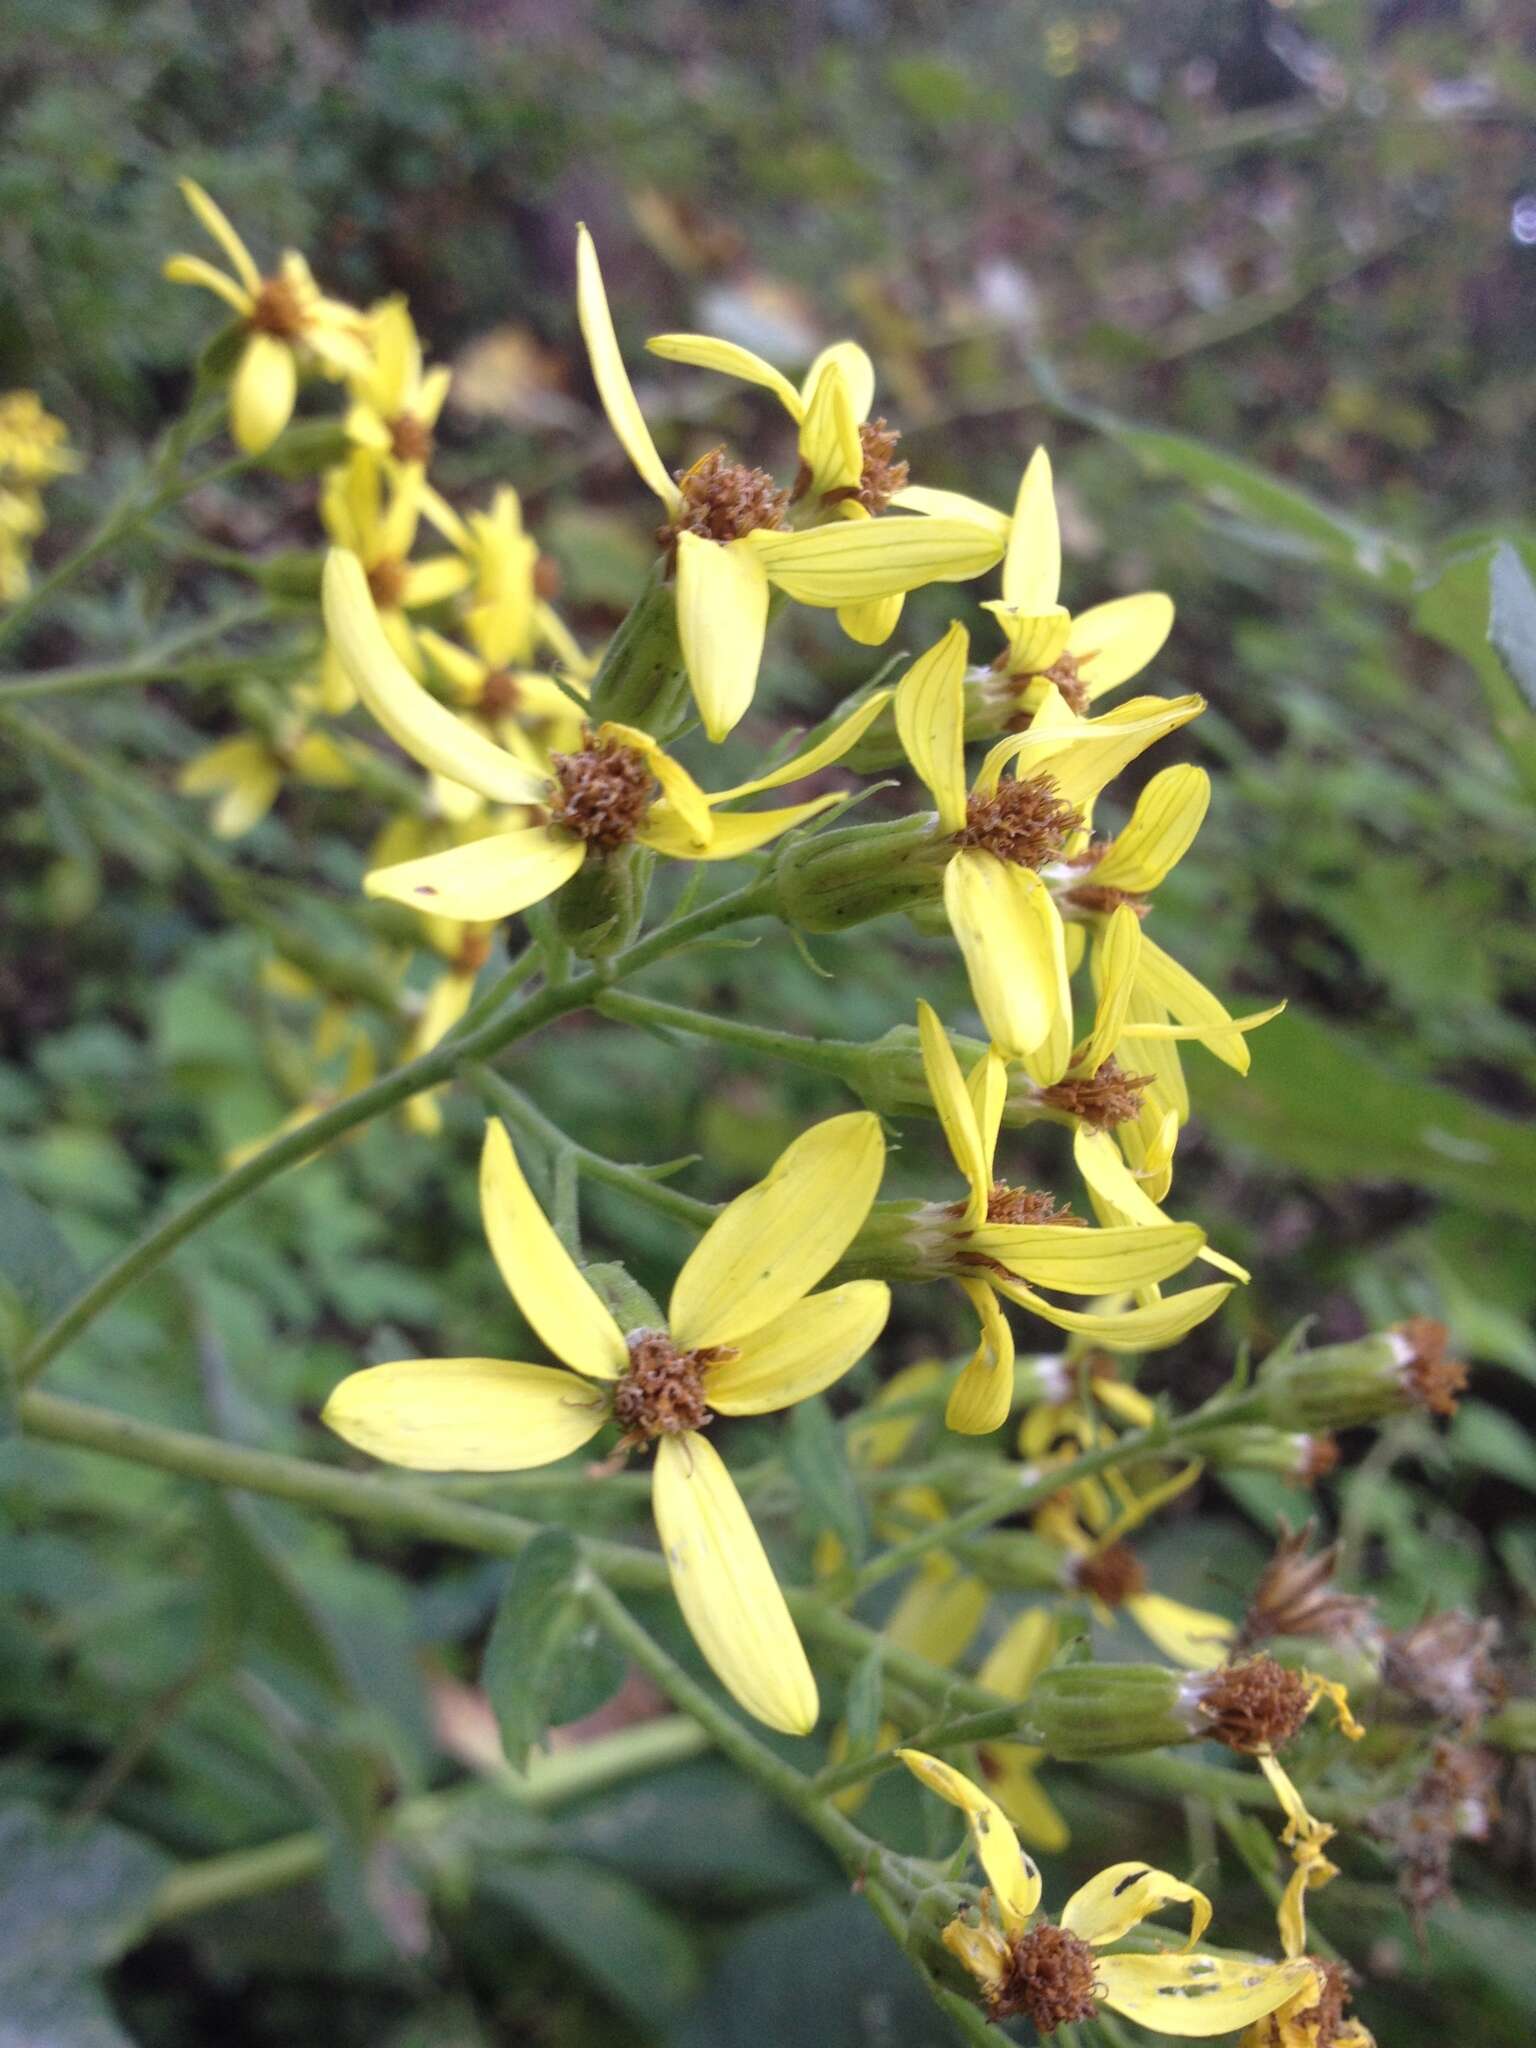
[3,2,1535,2044]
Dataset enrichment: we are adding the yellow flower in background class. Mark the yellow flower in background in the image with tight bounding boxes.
[901,445,1176,722]
[576,226,1004,739]
[324,1114,891,1733]
[894,620,1202,1066]
[415,628,587,783]
[911,1000,1231,1435]
[324,548,893,921]
[164,179,369,453]
[346,297,453,467]
[425,483,591,684]
[1034,1485,1238,1670]
[177,723,355,839]
[0,391,76,601]
[897,1748,1312,2035]
[401,920,496,1137]
[971,1608,1069,1851]
[224,958,380,1170]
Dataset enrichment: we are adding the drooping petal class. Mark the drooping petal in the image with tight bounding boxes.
[802,341,875,423]
[1134,934,1261,1074]
[917,999,989,1220]
[946,1279,1017,1436]
[746,517,1003,605]
[323,551,547,804]
[322,1357,607,1471]
[162,254,253,315]
[1001,446,1060,613]
[980,1743,1069,1852]
[365,823,585,921]
[706,1280,890,1414]
[637,793,841,860]
[1061,1863,1211,1949]
[1091,764,1210,892]
[944,850,1069,1061]
[1094,1954,1315,2038]
[994,693,1205,812]
[652,1432,818,1734]
[574,225,681,511]
[1074,1129,1249,1284]
[708,687,895,802]
[1129,1593,1236,1670]
[895,1748,1042,1933]
[982,600,1073,678]
[837,591,904,646]
[178,177,261,293]
[675,530,770,741]
[798,358,863,496]
[889,483,1011,540]
[1067,592,1175,697]
[669,1112,885,1347]
[645,332,805,418]
[990,1274,1232,1350]
[894,622,969,832]
[230,333,297,454]
[970,1220,1205,1293]
[479,1119,629,1378]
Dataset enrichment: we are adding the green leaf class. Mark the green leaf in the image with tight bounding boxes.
[204,1491,359,1703]
[1414,541,1536,798]
[1448,1403,1536,1493]
[482,1531,623,1770]
[1488,541,1536,713]
[482,1855,701,2027]
[843,1641,885,1760]
[0,1167,84,1348]
[784,1395,866,1564]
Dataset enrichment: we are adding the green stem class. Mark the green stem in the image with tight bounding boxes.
[595,988,866,1083]
[810,1704,1025,1797]
[0,598,280,700]
[452,942,542,1034]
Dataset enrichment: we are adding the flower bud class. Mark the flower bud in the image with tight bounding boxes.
[1198,1424,1341,1484]
[1026,1663,1194,1759]
[553,842,653,958]
[773,814,951,933]
[835,1199,954,1284]
[1258,1319,1467,1431]
[585,568,692,738]
[836,673,1012,774]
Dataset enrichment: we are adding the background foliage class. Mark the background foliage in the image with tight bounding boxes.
[2,2,1534,2043]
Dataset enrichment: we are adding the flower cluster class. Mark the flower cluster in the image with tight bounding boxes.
[0,390,76,601]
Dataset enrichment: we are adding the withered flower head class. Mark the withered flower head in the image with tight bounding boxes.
[1236,1520,1379,1655]
[1390,1317,1468,1417]
[1382,1610,1503,1730]
[1368,1737,1501,1930]
[990,1922,1100,2033]
[1191,1655,1314,1754]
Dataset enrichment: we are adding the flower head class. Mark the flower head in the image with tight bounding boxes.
[346,297,452,468]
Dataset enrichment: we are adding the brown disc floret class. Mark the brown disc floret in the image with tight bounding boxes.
[991,1923,1099,2032]
[1193,1656,1313,1754]
[366,558,408,609]
[820,417,910,516]
[1394,1317,1468,1417]
[611,1329,732,1448]
[956,772,1083,869]
[548,731,656,851]
[1037,1058,1153,1131]
[658,447,788,560]
[1073,1542,1147,1608]
[249,275,307,339]
[389,413,434,465]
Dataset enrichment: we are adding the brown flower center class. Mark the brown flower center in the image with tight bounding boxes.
[1394,1316,1467,1417]
[1072,1542,1147,1608]
[658,447,788,557]
[533,552,563,601]
[366,557,408,610]
[1002,648,1093,719]
[611,1329,733,1447]
[991,1923,1099,2032]
[479,669,523,720]
[389,412,434,465]
[453,929,494,975]
[956,773,1083,869]
[1037,1057,1153,1131]
[986,1181,1081,1227]
[1253,1959,1352,2048]
[1194,1656,1312,1753]
[250,275,307,339]
[547,732,656,851]
[820,417,910,516]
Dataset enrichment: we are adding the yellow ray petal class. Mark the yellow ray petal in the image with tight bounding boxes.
[480,1119,629,1378]
[708,687,894,802]
[944,850,1069,1062]
[895,1748,1042,1933]
[669,1112,884,1348]
[802,340,875,423]
[162,253,253,315]
[889,483,1011,540]
[1094,1954,1315,2037]
[946,1280,1017,1435]
[1074,1129,1249,1284]
[1067,592,1175,698]
[637,793,841,860]
[322,1357,607,1471]
[645,332,804,418]
[1128,1593,1236,1670]
[836,591,904,646]
[917,999,989,1221]
[212,758,283,838]
[1001,446,1060,613]
[1070,904,1142,1077]
[894,622,969,832]
[598,721,712,847]
[230,332,297,454]
[365,824,584,921]
[652,1432,817,1734]
[967,1043,1008,1182]
[798,357,863,496]
[977,1609,1059,1699]
[883,1567,989,1666]
[1061,1863,1211,1949]
[982,601,1073,677]
[979,1743,1069,1853]
[674,530,770,741]
[991,1275,1232,1350]
[1134,934,1261,1074]
[745,517,1003,606]
[323,551,547,804]
[970,1220,1205,1293]
[178,177,261,293]
[1091,764,1209,892]
[575,225,681,511]
[998,694,1206,812]
[705,1280,890,1414]
[400,555,473,609]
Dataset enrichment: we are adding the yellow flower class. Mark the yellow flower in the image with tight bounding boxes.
[424,483,591,683]
[1240,1963,1376,2048]
[911,1000,1231,1435]
[0,390,77,486]
[346,297,453,467]
[898,1748,1312,2035]
[576,226,1004,739]
[177,724,355,839]
[416,629,587,783]
[324,548,894,922]
[901,445,1175,722]
[401,921,496,1137]
[894,620,1203,1065]
[323,1114,892,1733]
[971,1608,1070,1852]
[1034,1489,1238,1670]
[164,180,369,453]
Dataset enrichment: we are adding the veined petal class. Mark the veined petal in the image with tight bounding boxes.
[178,177,261,293]
[980,1743,1069,1853]
[653,1433,817,1734]
[802,341,875,423]
[1062,1862,1211,1949]
[1091,764,1209,892]
[1135,935,1262,1074]
[945,851,1069,1062]
[1067,592,1175,698]
[645,332,804,418]
[162,254,252,315]
[669,1112,885,1347]
[365,824,584,921]
[917,999,989,1219]
[638,793,840,860]
[946,1280,1017,1436]
[416,627,488,701]
[709,687,894,802]
[1094,1954,1315,2037]
[675,530,770,741]
[977,1608,1059,1700]
[982,601,1072,677]
[895,1748,1042,1933]
[999,693,1205,812]
[575,225,681,510]
[967,1043,1008,1182]
[599,721,713,847]
[1129,1592,1236,1670]
[1074,1129,1250,1284]
[991,1275,1232,1350]
[230,333,296,454]
[706,1280,890,1414]
[798,358,862,496]
[746,517,1003,606]
[323,550,547,804]
[837,591,904,646]
[970,1220,1205,1293]
[322,1357,606,1471]
[1001,447,1060,613]
[1070,905,1141,1076]
[480,1119,629,1378]
[894,622,969,831]
[890,483,1011,541]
